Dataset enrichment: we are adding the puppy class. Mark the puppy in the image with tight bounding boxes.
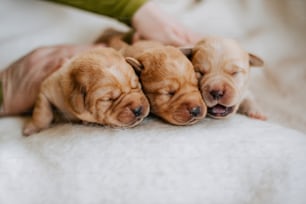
[23,47,150,136]
[118,40,207,125]
[183,36,266,120]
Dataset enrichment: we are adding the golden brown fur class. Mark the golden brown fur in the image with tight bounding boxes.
[23,47,150,136]
[121,41,207,125]
[186,36,266,120]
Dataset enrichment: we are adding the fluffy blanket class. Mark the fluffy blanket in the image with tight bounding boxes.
[0,1,305,204]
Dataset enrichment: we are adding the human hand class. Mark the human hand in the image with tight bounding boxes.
[131,2,201,46]
[0,44,99,116]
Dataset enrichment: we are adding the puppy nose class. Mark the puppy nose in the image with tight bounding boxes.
[210,90,224,100]
[132,106,143,117]
[190,106,202,117]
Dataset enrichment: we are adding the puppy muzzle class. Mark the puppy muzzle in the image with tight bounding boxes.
[111,91,150,127]
[170,92,206,125]
[200,77,239,118]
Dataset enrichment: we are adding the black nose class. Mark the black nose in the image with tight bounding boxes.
[210,90,224,100]
[132,106,143,117]
[190,106,202,117]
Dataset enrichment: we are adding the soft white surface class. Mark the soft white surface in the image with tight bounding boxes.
[0,1,306,204]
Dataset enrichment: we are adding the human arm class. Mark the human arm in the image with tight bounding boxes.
[48,0,201,46]
[47,0,147,25]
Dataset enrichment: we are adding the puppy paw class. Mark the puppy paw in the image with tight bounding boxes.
[246,110,267,121]
[239,96,267,121]
[23,121,40,136]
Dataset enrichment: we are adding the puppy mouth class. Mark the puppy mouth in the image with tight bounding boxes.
[207,104,235,118]
[171,113,203,126]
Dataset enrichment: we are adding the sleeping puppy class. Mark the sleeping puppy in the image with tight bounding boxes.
[120,40,207,125]
[182,36,266,120]
[23,47,150,136]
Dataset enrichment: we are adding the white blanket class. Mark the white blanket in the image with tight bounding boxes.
[1,1,306,204]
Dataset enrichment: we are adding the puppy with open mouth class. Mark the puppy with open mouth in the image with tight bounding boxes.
[23,47,150,136]
[182,36,266,120]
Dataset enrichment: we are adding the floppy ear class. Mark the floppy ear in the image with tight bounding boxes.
[180,47,193,59]
[249,53,264,67]
[70,85,87,114]
[68,67,90,113]
[125,57,144,74]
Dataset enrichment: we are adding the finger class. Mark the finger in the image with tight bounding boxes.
[54,45,94,59]
[132,32,142,43]
[171,23,201,45]
[68,45,95,57]
[166,31,188,46]
[54,57,68,71]
[186,32,202,44]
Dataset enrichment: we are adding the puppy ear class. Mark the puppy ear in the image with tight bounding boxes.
[70,85,87,114]
[249,53,264,67]
[125,57,144,73]
[68,68,89,113]
[180,47,193,59]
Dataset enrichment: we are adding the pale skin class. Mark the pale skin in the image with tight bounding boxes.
[0,1,200,116]
[0,45,99,116]
[131,1,202,46]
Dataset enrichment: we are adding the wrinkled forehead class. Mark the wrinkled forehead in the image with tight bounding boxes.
[104,62,139,87]
[194,40,249,68]
[164,58,194,77]
[143,48,194,76]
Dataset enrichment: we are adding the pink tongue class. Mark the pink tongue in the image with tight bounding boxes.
[212,105,226,114]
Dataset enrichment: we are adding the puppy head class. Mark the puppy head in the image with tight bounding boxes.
[186,37,264,119]
[126,46,206,125]
[63,47,150,127]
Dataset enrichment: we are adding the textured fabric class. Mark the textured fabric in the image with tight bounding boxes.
[48,0,148,25]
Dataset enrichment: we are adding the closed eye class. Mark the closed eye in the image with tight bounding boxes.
[158,90,176,97]
[101,95,120,102]
[100,90,122,102]
[99,95,113,102]
[231,71,239,76]
[168,91,176,96]
[100,98,111,102]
